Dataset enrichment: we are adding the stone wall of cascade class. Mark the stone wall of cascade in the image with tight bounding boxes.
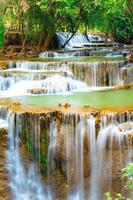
[6,110,133,200]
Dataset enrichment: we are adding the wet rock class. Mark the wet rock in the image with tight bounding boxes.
[58,103,62,107]
[84,105,90,108]
[112,84,133,90]
[27,88,48,94]
[64,103,71,108]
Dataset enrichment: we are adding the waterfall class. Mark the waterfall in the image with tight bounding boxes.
[42,74,87,93]
[87,34,104,43]
[6,112,52,200]
[69,61,125,86]
[39,51,71,58]
[0,106,8,120]
[39,50,90,58]
[56,32,89,48]
[0,106,8,128]
[3,80,45,96]
[47,112,133,200]
[48,120,58,177]
[4,109,133,200]
[16,61,49,70]
[0,76,15,91]
[0,54,132,97]
[0,71,45,96]
[55,32,104,49]
[88,115,98,200]
[56,113,86,200]
[88,112,133,200]
[14,60,132,87]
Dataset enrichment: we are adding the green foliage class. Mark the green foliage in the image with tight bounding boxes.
[0,24,4,48]
[105,162,133,200]
[0,4,4,48]
[105,192,127,200]
[26,141,32,152]
[105,192,113,200]
[122,162,133,189]
[40,155,48,169]
[1,0,133,47]
[94,0,133,43]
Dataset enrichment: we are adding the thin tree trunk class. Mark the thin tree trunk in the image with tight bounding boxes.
[20,33,28,55]
[43,29,53,50]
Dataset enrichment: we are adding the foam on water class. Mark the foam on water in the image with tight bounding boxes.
[42,74,88,94]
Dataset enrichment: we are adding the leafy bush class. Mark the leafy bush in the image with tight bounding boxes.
[122,162,133,189]
[105,162,133,200]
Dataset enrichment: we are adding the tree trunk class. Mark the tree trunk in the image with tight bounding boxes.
[43,29,53,50]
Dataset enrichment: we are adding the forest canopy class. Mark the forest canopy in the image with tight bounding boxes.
[0,0,133,49]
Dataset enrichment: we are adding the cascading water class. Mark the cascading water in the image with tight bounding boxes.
[3,109,133,200]
[88,115,98,200]
[66,114,86,200]
[47,112,133,200]
[0,59,131,97]
[6,112,52,200]
[12,60,133,87]
[0,106,8,128]
[39,50,90,58]
[0,105,8,119]
[1,61,91,96]
[39,51,72,58]
[56,32,89,48]
[69,61,126,86]
[0,32,132,200]
[88,112,133,200]
[55,32,104,49]
[87,34,104,43]
[47,113,87,200]
[0,76,15,91]
[0,71,45,96]
[42,74,87,93]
